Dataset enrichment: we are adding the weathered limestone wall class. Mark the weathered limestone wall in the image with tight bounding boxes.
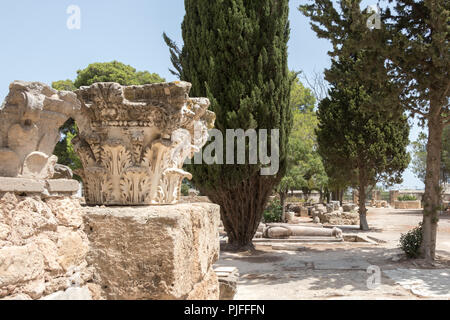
[83,203,221,300]
[0,179,96,300]
[389,190,399,206]
[394,200,422,209]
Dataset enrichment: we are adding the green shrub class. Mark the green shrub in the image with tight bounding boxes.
[397,194,417,201]
[399,223,423,258]
[263,199,283,223]
[181,183,190,197]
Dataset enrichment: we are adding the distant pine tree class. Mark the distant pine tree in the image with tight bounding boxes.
[317,58,410,231]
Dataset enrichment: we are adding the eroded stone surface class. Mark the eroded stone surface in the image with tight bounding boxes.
[0,177,45,193]
[73,82,215,205]
[40,286,92,300]
[83,203,220,300]
[0,192,90,300]
[0,177,80,197]
[0,81,80,179]
[215,267,239,300]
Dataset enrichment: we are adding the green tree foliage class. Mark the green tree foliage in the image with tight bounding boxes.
[263,199,283,223]
[290,73,316,112]
[52,80,76,91]
[300,0,416,228]
[279,76,328,210]
[400,223,423,259]
[353,0,449,260]
[316,60,411,231]
[411,133,429,184]
[300,0,435,234]
[52,61,165,174]
[73,61,164,88]
[412,127,450,186]
[165,0,292,249]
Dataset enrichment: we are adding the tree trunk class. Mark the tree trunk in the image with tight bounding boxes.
[280,191,287,222]
[339,189,344,205]
[205,173,275,251]
[420,109,443,262]
[325,189,331,204]
[358,174,369,231]
[332,189,339,202]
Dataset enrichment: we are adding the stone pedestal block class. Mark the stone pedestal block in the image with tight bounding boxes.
[83,203,220,300]
[215,267,239,300]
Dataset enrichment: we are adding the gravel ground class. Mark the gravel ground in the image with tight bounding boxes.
[216,207,450,300]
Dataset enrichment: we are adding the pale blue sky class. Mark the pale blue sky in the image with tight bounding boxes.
[0,0,424,188]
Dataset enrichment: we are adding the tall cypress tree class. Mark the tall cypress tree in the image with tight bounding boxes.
[165,0,292,249]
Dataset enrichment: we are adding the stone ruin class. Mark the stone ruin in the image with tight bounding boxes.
[281,201,359,227]
[0,81,80,179]
[73,82,215,205]
[0,81,220,300]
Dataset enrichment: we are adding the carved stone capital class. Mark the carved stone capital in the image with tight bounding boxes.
[74,82,214,205]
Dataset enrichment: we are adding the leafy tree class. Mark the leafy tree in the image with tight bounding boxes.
[278,119,327,215]
[289,108,328,200]
[52,80,76,91]
[290,72,316,112]
[52,61,165,173]
[300,0,448,259]
[165,0,292,250]
[412,127,450,186]
[316,59,411,231]
[411,133,430,183]
[380,0,450,261]
[73,61,164,88]
[278,74,330,216]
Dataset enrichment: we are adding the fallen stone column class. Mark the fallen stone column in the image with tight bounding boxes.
[264,224,343,239]
[83,203,221,300]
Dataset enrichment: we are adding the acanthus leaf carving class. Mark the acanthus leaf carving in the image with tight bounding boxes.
[73,81,214,205]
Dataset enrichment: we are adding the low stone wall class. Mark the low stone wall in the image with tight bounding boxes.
[0,178,95,300]
[394,200,422,210]
[318,212,360,225]
[83,203,221,300]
